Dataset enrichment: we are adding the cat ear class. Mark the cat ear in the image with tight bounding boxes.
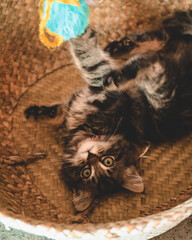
[121,166,144,193]
[72,187,94,212]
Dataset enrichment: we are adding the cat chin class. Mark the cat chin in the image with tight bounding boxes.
[77,135,106,154]
[78,135,106,147]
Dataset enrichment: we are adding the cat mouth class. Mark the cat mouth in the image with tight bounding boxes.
[77,135,106,148]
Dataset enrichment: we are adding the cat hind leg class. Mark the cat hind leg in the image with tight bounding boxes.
[104,37,138,57]
[104,30,163,57]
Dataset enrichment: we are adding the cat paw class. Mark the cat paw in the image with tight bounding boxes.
[104,38,137,56]
[24,105,58,120]
[81,27,96,40]
[24,105,41,120]
[104,70,123,87]
[71,27,97,47]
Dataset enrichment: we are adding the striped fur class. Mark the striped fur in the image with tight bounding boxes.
[25,11,192,212]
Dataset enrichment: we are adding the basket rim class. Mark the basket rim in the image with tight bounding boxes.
[0,197,191,240]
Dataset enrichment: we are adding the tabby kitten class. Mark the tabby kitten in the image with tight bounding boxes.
[25,11,192,212]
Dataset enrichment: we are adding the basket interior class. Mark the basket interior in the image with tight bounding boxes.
[0,0,192,226]
[12,65,192,224]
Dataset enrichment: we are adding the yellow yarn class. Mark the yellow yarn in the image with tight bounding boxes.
[39,0,80,50]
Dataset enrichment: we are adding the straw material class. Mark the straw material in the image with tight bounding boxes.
[0,0,192,238]
[12,65,192,224]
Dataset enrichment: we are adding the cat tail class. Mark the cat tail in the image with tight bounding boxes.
[163,10,192,36]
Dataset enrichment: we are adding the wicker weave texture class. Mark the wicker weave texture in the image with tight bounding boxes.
[0,0,192,237]
[12,66,192,224]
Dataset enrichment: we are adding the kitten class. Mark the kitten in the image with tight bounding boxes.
[25,11,192,212]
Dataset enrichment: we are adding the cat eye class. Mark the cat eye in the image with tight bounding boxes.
[101,156,114,167]
[81,167,91,179]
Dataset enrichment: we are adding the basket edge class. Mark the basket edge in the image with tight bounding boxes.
[0,198,191,240]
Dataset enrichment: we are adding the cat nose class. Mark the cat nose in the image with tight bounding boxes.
[88,152,98,164]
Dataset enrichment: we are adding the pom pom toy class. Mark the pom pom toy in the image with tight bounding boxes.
[39,0,93,49]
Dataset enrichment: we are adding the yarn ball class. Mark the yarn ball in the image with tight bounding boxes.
[39,0,90,49]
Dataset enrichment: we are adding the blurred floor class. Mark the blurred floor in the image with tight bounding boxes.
[152,215,192,240]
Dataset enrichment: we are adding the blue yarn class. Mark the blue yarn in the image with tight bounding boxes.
[44,0,89,41]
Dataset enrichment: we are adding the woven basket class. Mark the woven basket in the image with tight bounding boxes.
[0,0,192,239]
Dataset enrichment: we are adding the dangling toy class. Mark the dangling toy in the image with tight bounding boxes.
[39,0,94,50]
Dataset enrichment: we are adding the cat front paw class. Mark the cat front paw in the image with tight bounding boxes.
[71,27,97,48]
[104,38,137,56]
[81,27,96,39]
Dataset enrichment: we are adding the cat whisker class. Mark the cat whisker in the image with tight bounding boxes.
[103,118,117,141]
[137,142,151,160]
[106,116,123,141]
[139,155,153,160]
[61,162,71,169]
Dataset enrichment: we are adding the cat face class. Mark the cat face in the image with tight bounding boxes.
[61,133,144,212]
